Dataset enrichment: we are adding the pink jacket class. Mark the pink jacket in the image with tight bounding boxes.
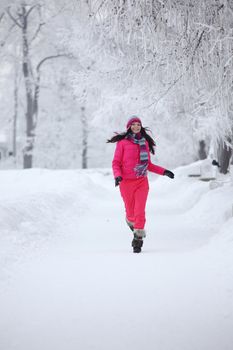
[112,139,165,180]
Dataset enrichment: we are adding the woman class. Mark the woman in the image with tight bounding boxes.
[107,116,174,253]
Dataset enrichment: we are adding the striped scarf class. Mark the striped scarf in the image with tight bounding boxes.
[127,133,149,177]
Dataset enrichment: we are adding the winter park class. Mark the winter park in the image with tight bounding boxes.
[0,1,233,350]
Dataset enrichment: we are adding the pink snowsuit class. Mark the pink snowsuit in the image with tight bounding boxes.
[112,139,165,229]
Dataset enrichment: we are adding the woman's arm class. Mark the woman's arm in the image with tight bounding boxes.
[148,161,166,175]
[112,141,124,178]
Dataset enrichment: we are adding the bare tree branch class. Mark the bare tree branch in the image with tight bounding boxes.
[0,22,17,48]
[36,54,69,72]
[0,12,5,22]
[47,4,70,21]
[25,4,38,19]
[26,4,46,43]
[6,7,23,28]
[32,54,70,131]
[30,22,45,42]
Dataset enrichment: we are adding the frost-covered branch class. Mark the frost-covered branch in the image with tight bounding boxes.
[193,22,222,32]
[94,0,108,16]
[223,54,233,69]
[191,29,205,64]
[146,73,185,109]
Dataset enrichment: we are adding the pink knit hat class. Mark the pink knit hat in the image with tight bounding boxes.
[126,116,142,129]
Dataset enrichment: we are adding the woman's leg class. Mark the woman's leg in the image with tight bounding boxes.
[133,177,149,229]
[120,178,149,229]
[119,179,136,224]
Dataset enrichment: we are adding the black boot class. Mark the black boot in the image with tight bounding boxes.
[132,235,143,253]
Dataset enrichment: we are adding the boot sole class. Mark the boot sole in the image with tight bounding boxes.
[133,247,141,253]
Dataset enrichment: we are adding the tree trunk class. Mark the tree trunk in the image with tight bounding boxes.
[217,138,232,174]
[8,4,66,169]
[13,65,18,158]
[198,140,207,160]
[21,5,35,169]
[81,106,88,169]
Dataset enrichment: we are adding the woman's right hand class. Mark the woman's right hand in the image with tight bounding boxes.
[115,176,123,187]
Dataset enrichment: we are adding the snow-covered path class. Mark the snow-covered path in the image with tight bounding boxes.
[0,166,233,350]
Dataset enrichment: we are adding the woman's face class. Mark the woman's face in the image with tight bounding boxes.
[130,122,141,134]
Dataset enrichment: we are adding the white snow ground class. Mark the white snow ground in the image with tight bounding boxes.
[0,163,233,350]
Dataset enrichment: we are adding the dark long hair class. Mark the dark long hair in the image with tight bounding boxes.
[107,126,156,154]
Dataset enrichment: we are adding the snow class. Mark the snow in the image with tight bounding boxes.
[0,163,233,350]
[0,133,7,143]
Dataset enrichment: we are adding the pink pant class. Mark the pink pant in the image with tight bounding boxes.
[120,177,149,229]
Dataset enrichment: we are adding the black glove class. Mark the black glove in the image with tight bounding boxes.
[163,170,174,179]
[115,176,123,187]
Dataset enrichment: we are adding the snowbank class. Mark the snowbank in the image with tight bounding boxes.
[0,163,232,271]
[0,168,112,274]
